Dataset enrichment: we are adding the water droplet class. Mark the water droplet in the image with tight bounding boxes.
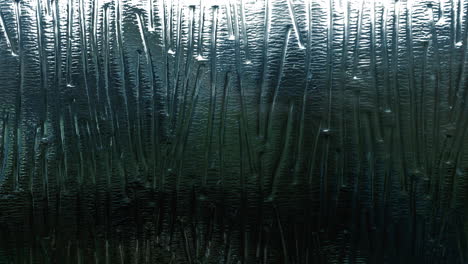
[321,128,331,136]
[41,136,51,144]
[196,55,208,61]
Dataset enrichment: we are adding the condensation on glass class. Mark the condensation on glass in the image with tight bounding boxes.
[0,0,467,263]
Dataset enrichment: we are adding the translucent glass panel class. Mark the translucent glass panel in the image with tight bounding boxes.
[0,0,467,263]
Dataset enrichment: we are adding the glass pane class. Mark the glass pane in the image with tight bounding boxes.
[0,0,466,262]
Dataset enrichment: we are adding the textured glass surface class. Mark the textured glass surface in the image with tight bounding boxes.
[0,0,467,263]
